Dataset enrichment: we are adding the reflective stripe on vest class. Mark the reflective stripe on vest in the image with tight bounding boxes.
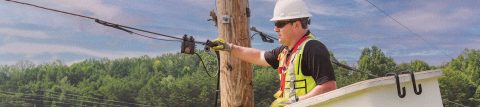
[277,33,317,99]
[278,36,309,97]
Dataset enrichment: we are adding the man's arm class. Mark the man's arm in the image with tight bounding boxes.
[298,80,336,101]
[229,44,270,67]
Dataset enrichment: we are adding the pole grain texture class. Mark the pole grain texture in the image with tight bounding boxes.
[216,0,253,106]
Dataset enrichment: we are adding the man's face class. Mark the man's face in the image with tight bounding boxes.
[274,20,296,46]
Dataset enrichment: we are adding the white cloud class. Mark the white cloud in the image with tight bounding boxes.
[406,50,445,56]
[256,0,275,2]
[0,28,51,39]
[64,59,87,66]
[307,1,374,17]
[1,0,132,34]
[309,24,327,31]
[50,0,122,21]
[461,40,480,49]
[308,3,335,16]
[0,61,21,66]
[384,2,476,33]
[0,42,163,59]
[0,19,8,25]
[389,50,446,57]
[184,0,215,9]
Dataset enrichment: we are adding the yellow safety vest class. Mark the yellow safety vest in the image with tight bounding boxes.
[274,34,317,100]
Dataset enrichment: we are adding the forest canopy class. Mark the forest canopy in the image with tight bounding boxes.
[0,47,478,107]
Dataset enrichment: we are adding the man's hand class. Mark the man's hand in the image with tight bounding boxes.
[209,38,232,51]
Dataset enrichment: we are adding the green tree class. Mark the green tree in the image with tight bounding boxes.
[397,60,432,72]
[6,49,454,106]
[253,65,278,107]
[329,51,368,88]
[440,49,480,107]
[333,60,368,88]
[358,46,396,78]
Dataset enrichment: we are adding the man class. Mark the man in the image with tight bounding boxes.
[211,0,336,106]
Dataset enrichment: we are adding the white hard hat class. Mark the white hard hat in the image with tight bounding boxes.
[270,0,312,21]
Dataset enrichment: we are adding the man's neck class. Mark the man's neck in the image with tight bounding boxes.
[287,30,309,49]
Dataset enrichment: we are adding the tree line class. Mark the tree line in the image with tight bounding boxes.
[0,46,478,107]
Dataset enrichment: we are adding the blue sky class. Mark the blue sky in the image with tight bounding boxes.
[0,0,479,66]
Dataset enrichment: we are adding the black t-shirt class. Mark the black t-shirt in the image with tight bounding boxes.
[264,37,335,85]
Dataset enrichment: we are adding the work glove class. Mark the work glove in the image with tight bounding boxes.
[271,97,296,107]
[273,90,282,98]
[209,38,232,52]
[270,93,298,107]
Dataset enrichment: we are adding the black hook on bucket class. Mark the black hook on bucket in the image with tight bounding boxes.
[410,72,422,95]
[395,73,406,98]
[386,73,406,98]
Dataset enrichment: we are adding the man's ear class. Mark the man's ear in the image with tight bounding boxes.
[294,21,302,29]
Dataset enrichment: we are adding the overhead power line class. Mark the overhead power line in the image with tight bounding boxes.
[331,59,379,78]
[364,0,454,60]
[0,94,84,107]
[5,0,205,45]
[0,90,125,107]
[444,99,468,107]
[35,90,151,107]
[364,1,471,106]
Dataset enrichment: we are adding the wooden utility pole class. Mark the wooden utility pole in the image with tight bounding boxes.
[216,0,253,106]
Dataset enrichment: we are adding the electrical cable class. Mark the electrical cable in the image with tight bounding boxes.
[5,1,223,107]
[5,0,205,45]
[193,50,221,106]
[250,33,258,39]
[0,91,126,107]
[444,99,468,107]
[210,1,220,106]
[249,32,278,43]
[190,50,221,106]
[5,0,96,20]
[35,90,151,107]
[194,52,218,78]
[0,90,131,107]
[250,26,277,42]
[131,32,182,42]
[5,0,224,107]
[193,51,221,107]
[364,2,472,106]
[330,60,379,78]
[364,0,472,74]
[364,0,454,60]
[213,51,220,107]
[0,94,85,107]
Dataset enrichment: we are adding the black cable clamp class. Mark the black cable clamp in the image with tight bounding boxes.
[95,19,133,34]
[181,34,196,54]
